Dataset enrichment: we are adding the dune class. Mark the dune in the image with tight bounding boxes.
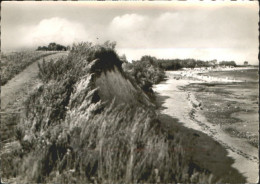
[1,44,247,183]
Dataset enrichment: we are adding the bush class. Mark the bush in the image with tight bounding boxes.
[123,55,166,96]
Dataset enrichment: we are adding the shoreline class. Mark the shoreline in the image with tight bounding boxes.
[170,66,258,83]
[154,70,259,183]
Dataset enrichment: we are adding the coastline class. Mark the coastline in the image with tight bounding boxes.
[154,69,259,183]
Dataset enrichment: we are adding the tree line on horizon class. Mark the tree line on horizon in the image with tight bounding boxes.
[36,42,239,69]
[132,57,237,71]
[36,42,69,51]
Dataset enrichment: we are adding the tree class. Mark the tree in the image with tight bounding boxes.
[244,61,249,65]
[36,46,42,51]
[140,55,157,65]
[48,42,57,51]
[219,61,237,67]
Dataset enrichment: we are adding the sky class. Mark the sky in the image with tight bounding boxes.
[1,1,259,65]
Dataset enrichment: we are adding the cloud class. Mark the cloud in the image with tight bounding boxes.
[107,14,150,47]
[21,17,88,48]
[110,14,148,31]
[1,5,258,64]
[107,13,182,48]
[107,11,258,64]
[108,10,258,49]
[107,12,213,48]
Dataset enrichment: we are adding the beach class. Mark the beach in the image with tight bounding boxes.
[154,67,259,183]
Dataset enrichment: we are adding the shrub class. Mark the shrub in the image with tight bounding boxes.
[123,55,166,97]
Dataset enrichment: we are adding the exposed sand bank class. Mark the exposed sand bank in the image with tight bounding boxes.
[154,70,259,183]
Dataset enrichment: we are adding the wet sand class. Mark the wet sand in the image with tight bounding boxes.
[154,70,259,183]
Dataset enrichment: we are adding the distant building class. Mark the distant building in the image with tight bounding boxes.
[244,61,249,65]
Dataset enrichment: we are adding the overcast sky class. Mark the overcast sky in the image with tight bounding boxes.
[1,1,259,64]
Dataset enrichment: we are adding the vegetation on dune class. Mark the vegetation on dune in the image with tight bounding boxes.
[1,51,56,85]
[123,55,166,97]
[1,42,245,183]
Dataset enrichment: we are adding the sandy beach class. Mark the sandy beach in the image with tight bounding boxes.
[154,68,259,183]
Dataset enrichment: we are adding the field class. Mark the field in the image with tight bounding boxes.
[1,51,57,85]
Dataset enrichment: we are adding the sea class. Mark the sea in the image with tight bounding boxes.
[200,68,259,82]
[194,68,259,147]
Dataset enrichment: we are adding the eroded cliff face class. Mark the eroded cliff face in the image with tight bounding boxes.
[95,66,152,106]
[5,46,244,183]
[51,61,183,183]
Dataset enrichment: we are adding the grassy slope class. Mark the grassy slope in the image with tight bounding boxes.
[1,43,246,183]
[1,53,67,144]
[1,51,57,85]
